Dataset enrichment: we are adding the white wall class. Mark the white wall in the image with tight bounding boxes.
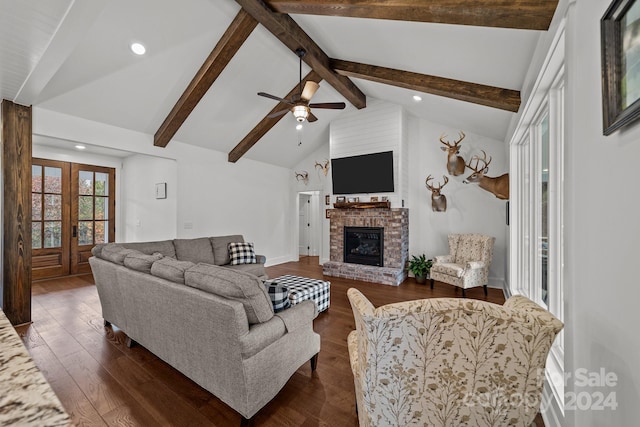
[33,108,295,266]
[291,143,331,263]
[408,118,508,288]
[121,154,177,242]
[562,0,640,425]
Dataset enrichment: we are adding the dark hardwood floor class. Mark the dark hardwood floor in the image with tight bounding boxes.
[16,257,542,426]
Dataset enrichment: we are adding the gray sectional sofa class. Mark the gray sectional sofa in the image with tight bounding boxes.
[89,235,321,424]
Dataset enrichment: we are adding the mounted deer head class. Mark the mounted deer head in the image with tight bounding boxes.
[440,131,466,176]
[463,150,510,200]
[425,174,449,212]
[295,171,309,185]
[314,159,330,176]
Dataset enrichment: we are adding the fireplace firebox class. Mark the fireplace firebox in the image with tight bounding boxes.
[344,227,384,266]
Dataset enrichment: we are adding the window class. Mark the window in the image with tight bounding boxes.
[510,31,565,417]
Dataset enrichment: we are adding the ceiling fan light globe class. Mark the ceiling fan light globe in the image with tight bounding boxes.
[292,105,309,122]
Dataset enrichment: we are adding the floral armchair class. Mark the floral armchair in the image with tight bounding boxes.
[430,233,495,297]
[347,288,563,427]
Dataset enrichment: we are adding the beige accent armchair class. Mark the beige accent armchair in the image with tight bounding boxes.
[347,288,563,427]
[430,233,495,297]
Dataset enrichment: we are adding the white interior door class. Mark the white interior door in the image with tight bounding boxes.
[299,194,311,256]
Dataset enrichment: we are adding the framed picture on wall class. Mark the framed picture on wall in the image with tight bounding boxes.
[602,0,640,134]
[325,194,331,205]
[326,209,331,219]
[336,196,346,203]
[370,196,379,202]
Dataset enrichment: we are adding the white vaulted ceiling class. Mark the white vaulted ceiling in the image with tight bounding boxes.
[0,0,547,168]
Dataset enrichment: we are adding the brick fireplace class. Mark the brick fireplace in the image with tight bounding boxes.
[323,208,409,286]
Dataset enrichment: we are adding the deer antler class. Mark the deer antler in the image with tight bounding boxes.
[466,150,492,173]
[314,159,330,176]
[426,175,449,191]
[295,171,309,184]
[439,131,465,147]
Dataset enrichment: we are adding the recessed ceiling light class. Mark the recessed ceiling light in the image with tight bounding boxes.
[75,144,86,150]
[130,42,146,55]
[413,95,422,102]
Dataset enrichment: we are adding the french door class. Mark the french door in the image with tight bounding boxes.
[32,159,115,279]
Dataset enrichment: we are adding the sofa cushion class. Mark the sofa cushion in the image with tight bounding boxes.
[120,240,176,258]
[184,263,273,324]
[150,257,195,284]
[124,252,164,274]
[210,235,244,266]
[224,263,267,278]
[174,238,215,264]
[101,244,139,265]
[229,242,257,265]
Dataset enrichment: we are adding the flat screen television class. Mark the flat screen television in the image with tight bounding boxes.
[331,151,395,194]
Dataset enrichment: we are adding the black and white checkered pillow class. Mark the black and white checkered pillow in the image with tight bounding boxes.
[228,242,257,265]
[264,282,291,312]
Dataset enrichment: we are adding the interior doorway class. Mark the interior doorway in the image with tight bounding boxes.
[32,158,115,280]
[297,191,321,259]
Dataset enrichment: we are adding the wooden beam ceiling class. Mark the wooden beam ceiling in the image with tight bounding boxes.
[265,0,558,31]
[154,9,258,148]
[235,0,366,110]
[331,59,520,112]
[228,71,323,163]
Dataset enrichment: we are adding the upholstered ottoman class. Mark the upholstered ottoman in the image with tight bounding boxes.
[266,275,330,312]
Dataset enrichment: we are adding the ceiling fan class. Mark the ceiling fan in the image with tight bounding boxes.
[257,48,346,123]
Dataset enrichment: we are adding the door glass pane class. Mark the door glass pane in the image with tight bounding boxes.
[95,197,108,220]
[95,221,107,244]
[32,222,42,249]
[44,221,62,248]
[44,167,62,193]
[32,194,42,221]
[95,172,108,196]
[32,166,42,192]
[78,221,94,245]
[44,194,62,220]
[79,196,94,220]
[79,171,93,195]
[540,115,550,306]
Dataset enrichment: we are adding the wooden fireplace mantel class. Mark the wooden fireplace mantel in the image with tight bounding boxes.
[333,201,391,209]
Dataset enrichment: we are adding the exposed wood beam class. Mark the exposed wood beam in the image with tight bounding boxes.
[265,0,558,31]
[154,9,258,148]
[236,0,366,109]
[229,71,322,163]
[331,59,520,112]
[2,99,33,325]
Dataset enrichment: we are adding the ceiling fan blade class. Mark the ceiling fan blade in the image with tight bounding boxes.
[301,81,320,101]
[307,112,319,122]
[267,109,290,119]
[309,102,346,110]
[258,92,293,105]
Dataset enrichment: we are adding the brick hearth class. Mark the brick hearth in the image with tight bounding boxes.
[323,208,409,286]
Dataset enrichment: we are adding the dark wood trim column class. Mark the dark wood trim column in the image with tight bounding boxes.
[2,99,32,325]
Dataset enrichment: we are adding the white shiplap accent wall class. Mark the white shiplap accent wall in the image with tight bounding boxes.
[330,100,405,207]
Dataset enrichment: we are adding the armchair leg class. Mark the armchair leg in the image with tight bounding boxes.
[430,278,434,289]
[125,337,137,348]
[462,289,466,298]
[240,416,253,427]
[310,353,318,372]
[483,285,488,296]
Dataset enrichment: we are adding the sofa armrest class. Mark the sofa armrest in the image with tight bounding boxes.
[466,261,485,270]
[256,254,266,264]
[240,316,287,358]
[434,255,454,263]
[274,300,317,331]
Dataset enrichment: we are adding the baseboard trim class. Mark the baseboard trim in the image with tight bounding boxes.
[264,255,296,267]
